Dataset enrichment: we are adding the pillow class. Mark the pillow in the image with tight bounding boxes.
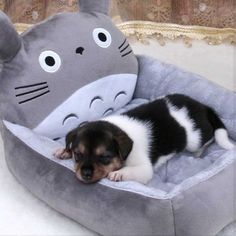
[0,0,138,139]
[1,1,235,235]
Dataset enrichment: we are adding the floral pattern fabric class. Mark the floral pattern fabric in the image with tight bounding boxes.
[0,0,235,28]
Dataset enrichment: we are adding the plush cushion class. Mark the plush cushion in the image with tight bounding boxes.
[1,55,236,236]
[0,1,235,235]
[0,0,138,139]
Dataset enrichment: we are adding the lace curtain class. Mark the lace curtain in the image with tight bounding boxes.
[0,0,235,28]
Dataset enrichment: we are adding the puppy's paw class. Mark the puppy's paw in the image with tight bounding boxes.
[53,148,72,160]
[107,171,123,182]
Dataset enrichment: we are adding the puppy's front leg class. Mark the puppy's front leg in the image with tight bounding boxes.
[53,148,72,160]
[108,165,153,184]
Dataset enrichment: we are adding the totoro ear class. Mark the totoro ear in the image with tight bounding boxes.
[78,0,109,15]
[0,11,21,63]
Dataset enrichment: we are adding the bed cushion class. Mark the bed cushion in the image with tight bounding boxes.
[2,55,236,236]
[0,0,235,235]
[0,0,138,139]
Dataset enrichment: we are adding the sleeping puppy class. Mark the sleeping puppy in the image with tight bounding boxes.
[53,94,234,184]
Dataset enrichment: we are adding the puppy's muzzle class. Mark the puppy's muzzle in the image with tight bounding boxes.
[81,165,94,181]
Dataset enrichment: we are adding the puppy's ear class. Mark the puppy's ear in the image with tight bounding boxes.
[113,132,133,161]
[65,128,78,150]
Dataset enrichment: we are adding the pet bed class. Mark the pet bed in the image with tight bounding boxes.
[0,1,235,235]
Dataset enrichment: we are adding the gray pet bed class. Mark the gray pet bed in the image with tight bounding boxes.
[2,56,236,236]
[1,0,236,235]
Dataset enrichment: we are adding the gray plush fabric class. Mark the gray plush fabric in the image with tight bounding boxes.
[79,0,109,15]
[0,1,235,235]
[1,55,236,236]
[0,12,21,62]
[135,56,236,140]
[0,2,138,139]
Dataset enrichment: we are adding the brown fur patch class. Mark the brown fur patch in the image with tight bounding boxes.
[92,157,122,182]
[75,157,122,183]
[78,143,85,154]
[95,146,106,156]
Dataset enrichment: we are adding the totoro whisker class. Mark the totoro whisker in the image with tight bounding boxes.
[118,39,127,49]
[15,86,49,97]
[121,50,133,58]
[18,90,50,104]
[120,44,130,53]
[15,82,48,90]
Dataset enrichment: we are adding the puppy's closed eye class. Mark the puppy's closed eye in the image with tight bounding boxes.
[99,155,112,165]
[73,149,87,162]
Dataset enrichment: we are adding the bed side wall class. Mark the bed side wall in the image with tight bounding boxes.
[2,126,175,236]
[172,160,236,236]
[135,56,236,140]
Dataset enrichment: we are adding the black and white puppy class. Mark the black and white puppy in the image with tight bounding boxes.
[54,94,234,184]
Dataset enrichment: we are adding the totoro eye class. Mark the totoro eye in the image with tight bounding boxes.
[39,50,62,73]
[93,28,112,48]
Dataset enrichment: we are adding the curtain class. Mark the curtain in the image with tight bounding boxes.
[0,0,235,28]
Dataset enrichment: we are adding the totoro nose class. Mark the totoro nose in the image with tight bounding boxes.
[76,47,85,55]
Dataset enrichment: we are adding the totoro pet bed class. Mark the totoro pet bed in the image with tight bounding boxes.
[0,1,235,235]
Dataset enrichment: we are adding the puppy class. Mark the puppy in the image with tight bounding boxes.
[54,94,234,184]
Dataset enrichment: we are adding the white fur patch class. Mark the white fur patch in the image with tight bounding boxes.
[103,115,153,184]
[154,153,175,170]
[166,101,201,152]
[215,128,235,150]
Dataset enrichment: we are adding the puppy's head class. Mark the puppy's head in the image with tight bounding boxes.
[65,121,133,184]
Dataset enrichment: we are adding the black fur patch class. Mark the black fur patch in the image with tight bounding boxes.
[124,94,224,164]
[166,94,224,145]
[124,98,186,164]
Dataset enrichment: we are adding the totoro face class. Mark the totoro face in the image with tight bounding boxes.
[0,6,138,139]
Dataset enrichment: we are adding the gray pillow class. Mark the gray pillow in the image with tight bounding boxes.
[1,0,235,235]
[0,0,138,139]
[2,55,236,236]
